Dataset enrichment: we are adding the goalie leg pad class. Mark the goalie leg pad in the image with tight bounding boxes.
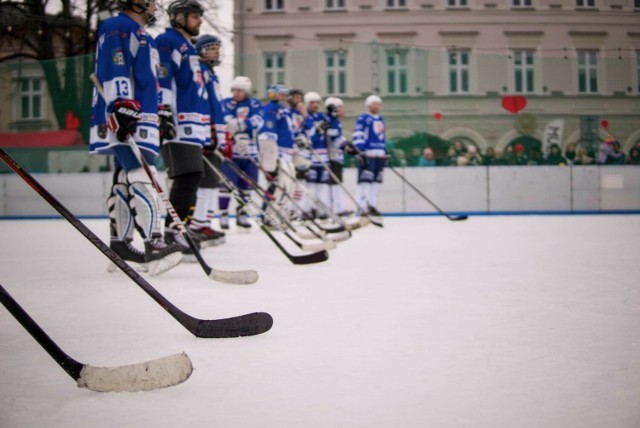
[108,182,135,241]
[128,181,161,239]
[258,135,279,173]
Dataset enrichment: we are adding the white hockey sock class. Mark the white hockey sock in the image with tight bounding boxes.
[369,182,380,209]
[331,185,345,214]
[190,188,214,230]
[206,188,219,222]
[318,184,331,216]
[306,182,318,213]
[356,182,371,211]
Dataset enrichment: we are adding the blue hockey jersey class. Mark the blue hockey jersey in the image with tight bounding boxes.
[90,13,160,157]
[304,112,330,165]
[204,68,226,146]
[157,28,210,147]
[260,101,294,160]
[352,113,387,157]
[222,97,263,157]
[326,116,347,163]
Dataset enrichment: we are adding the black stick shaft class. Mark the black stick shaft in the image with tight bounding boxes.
[387,165,466,221]
[0,282,84,380]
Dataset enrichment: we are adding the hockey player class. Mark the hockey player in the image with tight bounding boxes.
[286,89,311,218]
[220,76,264,229]
[157,0,208,258]
[324,96,350,216]
[188,34,226,247]
[89,0,182,275]
[259,84,297,220]
[303,92,331,219]
[352,95,387,218]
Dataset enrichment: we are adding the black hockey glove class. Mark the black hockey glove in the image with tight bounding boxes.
[204,125,218,154]
[158,104,176,144]
[318,120,331,131]
[326,103,339,119]
[342,141,359,155]
[108,98,142,142]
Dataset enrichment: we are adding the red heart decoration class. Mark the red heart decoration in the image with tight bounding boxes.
[65,111,81,130]
[600,120,609,129]
[501,96,527,114]
[433,112,443,120]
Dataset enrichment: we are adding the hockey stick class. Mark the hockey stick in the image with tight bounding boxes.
[0,148,273,338]
[307,143,378,227]
[0,281,192,392]
[387,165,468,222]
[204,154,329,265]
[248,156,354,238]
[90,74,257,285]
[216,153,336,251]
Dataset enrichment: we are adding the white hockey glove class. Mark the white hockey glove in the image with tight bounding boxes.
[226,118,247,136]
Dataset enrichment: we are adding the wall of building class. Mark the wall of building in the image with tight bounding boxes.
[2,166,639,218]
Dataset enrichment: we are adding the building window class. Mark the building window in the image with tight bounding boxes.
[326,0,346,9]
[265,0,284,11]
[326,51,347,95]
[385,0,407,8]
[448,50,470,94]
[512,0,532,7]
[576,0,595,7]
[635,0,640,9]
[18,78,43,120]
[386,50,408,95]
[264,53,286,90]
[447,0,468,7]
[577,50,598,94]
[513,50,535,93]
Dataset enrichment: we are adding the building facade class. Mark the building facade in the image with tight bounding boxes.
[234,0,640,154]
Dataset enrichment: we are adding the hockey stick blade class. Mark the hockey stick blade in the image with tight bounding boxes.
[193,312,273,338]
[205,266,258,285]
[300,240,336,252]
[78,352,192,392]
[448,215,469,221]
[0,282,192,392]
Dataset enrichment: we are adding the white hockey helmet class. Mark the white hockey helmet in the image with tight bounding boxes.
[324,97,344,108]
[304,91,322,106]
[231,76,252,92]
[365,94,382,108]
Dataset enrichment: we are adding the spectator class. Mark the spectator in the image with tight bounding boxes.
[445,146,459,166]
[528,149,543,166]
[504,145,515,165]
[544,144,567,165]
[483,147,496,165]
[574,146,595,165]
[492,148,508,166]
[564,143,577,165]
[626,147,640,165]
[453,141,466,156]
[465,145,483,166]
[418,147,437,167]
[513,143,528,165]
[599,137,626,165]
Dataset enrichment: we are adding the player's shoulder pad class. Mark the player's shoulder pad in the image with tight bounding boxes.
[249,98,262,108]
[100,14,135,37]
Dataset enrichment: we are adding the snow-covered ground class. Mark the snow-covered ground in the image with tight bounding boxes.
[1,216,639,428]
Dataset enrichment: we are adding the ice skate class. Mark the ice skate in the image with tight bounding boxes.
[219,212,230,230]
[164,228,198,264]
[107,239,148,273]
[144,235,183,275]
[190,226,226,248]
[236,209,252,230]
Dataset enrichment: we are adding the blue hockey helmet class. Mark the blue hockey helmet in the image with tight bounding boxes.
[195,34,221,67]
[267,84,289,101]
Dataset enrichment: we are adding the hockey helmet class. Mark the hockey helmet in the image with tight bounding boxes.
[231,76,252,93]
[365,94,382,108]
[304,91,322,106]
[195,34,221,66]
[168,0,204,28]
[267,84,289,101]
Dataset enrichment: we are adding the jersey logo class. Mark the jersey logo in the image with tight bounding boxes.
[139,129,148,139]
[112,48,125,65]
[237,106,249,120]
[185,127,192,135]
[374,121,385,135]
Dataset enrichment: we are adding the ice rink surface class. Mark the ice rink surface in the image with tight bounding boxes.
[1,215,639,428]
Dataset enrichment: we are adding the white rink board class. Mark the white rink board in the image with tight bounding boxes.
[1,166,639,217]
[0,216,639,428]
